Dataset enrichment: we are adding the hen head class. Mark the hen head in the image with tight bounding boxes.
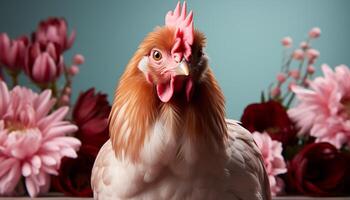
[136,2,207,103]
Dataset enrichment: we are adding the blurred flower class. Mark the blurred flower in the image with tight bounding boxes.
[68,65,79,76]
[281,36,292,48]
[73,88,111,148]
[306,65,315,74]
[0,33,29,71]
[24,42,64,83]
[276,73,286,84]
[288,142,349,196]
[309,27,321,39]
[241,100,297,146]
[52,145,98,197]
[292,49,304,61]
[271,87,281,98]
[288,69,300,80]
[288,64,350,149]
[252,132,286,196]
[0,81,80,197]
[306,48,320,61]
[287,81,296,91]
[73,54,85,65]
[299,41,309,49]
[35,17,75,53]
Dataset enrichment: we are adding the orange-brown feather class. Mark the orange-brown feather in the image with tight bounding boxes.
[109,26,227,162]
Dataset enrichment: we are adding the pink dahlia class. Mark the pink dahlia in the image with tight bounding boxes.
[252,132,287,196]
[288,64,350,149]
[0,81,80,197]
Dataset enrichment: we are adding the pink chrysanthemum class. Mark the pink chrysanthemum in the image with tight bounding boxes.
[252,132,287,196]
[288,64,350,149]
[0,81,81,197]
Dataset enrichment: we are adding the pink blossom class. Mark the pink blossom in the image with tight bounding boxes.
[289,69,300,80]
[271,87,281,98]
[306,49,320,61]
[288,81,296,91]
[0,81,80,197]
[281,36,292,48]
[0,33,29,70]
[59,94,70,105]
[252,132,287,196]
[73,54,85,65]
[309,27,321,39]
[292,49,304,60]
[68,65,79,76]
[288,64,350,149]
[307,65,315,74]
[300,41,309,49]
[24,42,64,83]
[276,73,286,84]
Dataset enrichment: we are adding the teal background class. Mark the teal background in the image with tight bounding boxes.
[1,0,349,119]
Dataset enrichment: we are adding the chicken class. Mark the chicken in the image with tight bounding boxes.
[91,2,271,200]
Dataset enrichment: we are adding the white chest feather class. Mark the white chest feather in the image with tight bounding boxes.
[91,120,270,200]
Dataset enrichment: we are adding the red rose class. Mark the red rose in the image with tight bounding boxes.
[288,142,349,196]
[73,88,111,148]
[52,145,98,197]
[241,100,297,145]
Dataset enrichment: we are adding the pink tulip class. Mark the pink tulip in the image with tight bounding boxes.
[292,49,304,60]
[73,54,85,65]
[0,33,29,70]
[281,36,292,48]
[276,73,286,84]
[309,27,321,39]
[306,49,320,61]
[24,42,64,83]
[35,18,76,52]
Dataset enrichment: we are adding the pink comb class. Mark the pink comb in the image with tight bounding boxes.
[165,2,194,62]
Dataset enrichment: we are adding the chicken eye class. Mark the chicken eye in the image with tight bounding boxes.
[152,50,162,61]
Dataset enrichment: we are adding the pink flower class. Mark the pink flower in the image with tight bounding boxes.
[288,64,350,149]
[0,81,80,197]
[35,18,75,53]
[288,81,296,91]
[24,42,64,83]
[281,36,292,48]
[68,65,79,76]
[73,54,85,65]
[271,87,281,98]
[306,49,320,61]
[309,27,321,39]
[0,33,29,70]
[289,69,300,80]
[252,132,287,196]
[300,41,309,49]
[307,65,315,74]
[292,49,304,60]
[276,73,287,84]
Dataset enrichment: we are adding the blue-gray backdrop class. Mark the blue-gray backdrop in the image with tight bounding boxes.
[1,0,349,119]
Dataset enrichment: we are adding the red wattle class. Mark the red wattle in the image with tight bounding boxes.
[156,77,175,102]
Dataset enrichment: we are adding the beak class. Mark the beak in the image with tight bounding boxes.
[174,59,189,76]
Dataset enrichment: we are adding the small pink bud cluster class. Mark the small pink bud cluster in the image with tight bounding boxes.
[68,54,85,76]
[271,27,321,106]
